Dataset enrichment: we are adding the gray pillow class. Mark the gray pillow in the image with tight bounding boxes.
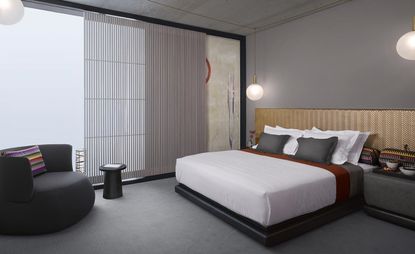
[294,137,338,164]
[257,133,290,154]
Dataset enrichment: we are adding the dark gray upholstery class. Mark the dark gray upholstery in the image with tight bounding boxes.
[364,173,415,219]
[294,137,338,164]
[0,144,95,235]
[257,133,290,154]
[0,157,34,203]
[39,144,73,173]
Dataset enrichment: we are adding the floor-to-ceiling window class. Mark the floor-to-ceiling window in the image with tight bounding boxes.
[0,6,239,184]
[0,7,84,160]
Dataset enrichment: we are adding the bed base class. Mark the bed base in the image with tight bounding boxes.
[175,184,363,246]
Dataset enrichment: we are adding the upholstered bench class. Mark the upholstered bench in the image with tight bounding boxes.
[0,144,95,235]
[364,172,415,230]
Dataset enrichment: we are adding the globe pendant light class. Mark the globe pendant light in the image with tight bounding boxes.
[246,74,264,101]
[396,16,415,60]
[0,0,24,25]
[246,28,264,101]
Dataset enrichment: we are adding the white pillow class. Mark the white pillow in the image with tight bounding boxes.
[312,127,369,165]
[304,129,359,165]
[275,125,305,132]
[264,125,303,155]
[349,132,370,164]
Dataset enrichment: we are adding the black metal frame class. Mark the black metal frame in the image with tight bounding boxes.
[23,0,247,148]
[176,183,363,246]
[93,172,175,190]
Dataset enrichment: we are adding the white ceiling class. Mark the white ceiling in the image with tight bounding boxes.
[65,0,351,35]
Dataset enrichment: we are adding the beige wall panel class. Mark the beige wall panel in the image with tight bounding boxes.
[206,35,240,151]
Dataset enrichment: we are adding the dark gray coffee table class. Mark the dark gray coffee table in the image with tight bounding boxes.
[99,164,127,199]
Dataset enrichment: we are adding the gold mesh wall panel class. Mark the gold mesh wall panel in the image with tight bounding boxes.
[255,108,415,151]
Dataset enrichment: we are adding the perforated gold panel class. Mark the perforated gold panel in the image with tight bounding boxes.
[255,108,415,150]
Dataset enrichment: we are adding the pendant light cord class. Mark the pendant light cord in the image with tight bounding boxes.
[413,16,415,31]
[254,28,257,83]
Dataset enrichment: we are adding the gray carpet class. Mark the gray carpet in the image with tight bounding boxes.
[1,178,415,254]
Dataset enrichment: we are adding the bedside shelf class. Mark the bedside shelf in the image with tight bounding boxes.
[372,168,415,181]
[364,172,415,230]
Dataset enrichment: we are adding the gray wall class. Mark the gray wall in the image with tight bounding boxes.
[246,0,415,143]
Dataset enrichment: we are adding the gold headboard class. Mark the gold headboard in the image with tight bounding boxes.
[255,108,415,151]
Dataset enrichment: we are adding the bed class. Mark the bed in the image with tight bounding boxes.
[176,149,363,246]
[175,108,415,246]
[177,149,363,226]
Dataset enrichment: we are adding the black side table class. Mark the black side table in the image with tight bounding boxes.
[99,164,127,199]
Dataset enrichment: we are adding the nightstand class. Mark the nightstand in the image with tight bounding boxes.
[364,171,415,230]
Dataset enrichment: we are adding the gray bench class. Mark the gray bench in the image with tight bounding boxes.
[364,172,415,230]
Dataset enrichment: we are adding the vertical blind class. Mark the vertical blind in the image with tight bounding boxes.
[84,13,207,184]
[145,23,207,177]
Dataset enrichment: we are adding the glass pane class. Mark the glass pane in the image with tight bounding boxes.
[0,8,84,161]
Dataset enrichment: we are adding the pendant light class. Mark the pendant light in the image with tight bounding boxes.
[246,28,264,101]
[396,16,415,60]
[0,0,24,25]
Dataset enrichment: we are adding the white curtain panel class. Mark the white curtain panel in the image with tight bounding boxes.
[84,13,207,184]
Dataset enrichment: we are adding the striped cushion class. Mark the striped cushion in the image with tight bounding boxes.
[379,148,415,168]
[359,147,380,165]
[4,146,47,176]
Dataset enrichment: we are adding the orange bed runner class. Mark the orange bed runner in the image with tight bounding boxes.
[242,149,350,202]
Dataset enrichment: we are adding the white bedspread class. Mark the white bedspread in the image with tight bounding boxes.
[176,150,337,226]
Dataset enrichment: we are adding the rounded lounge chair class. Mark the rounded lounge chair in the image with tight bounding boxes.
[0,144,95,235]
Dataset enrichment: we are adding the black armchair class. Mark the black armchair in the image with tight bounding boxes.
[0,144,95,235]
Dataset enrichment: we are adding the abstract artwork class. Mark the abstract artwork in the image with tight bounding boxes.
[206,35,241,151]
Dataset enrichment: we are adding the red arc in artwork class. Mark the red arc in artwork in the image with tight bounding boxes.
[205,58,211,84]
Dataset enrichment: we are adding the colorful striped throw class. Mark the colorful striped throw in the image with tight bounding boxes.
[379,148,415,168]
[359,147,380,165]
[4,146,47,176]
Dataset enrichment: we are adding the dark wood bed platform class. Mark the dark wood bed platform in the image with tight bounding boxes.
[175,183,363,246]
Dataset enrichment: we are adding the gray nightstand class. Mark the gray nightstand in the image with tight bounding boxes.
[364,171,415,230]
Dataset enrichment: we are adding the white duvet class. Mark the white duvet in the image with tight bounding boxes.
[176,150,337,226]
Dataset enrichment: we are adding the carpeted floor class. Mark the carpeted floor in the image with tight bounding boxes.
[1,178,415,254]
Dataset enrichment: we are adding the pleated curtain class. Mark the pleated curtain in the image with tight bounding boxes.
[84,12,207,184]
